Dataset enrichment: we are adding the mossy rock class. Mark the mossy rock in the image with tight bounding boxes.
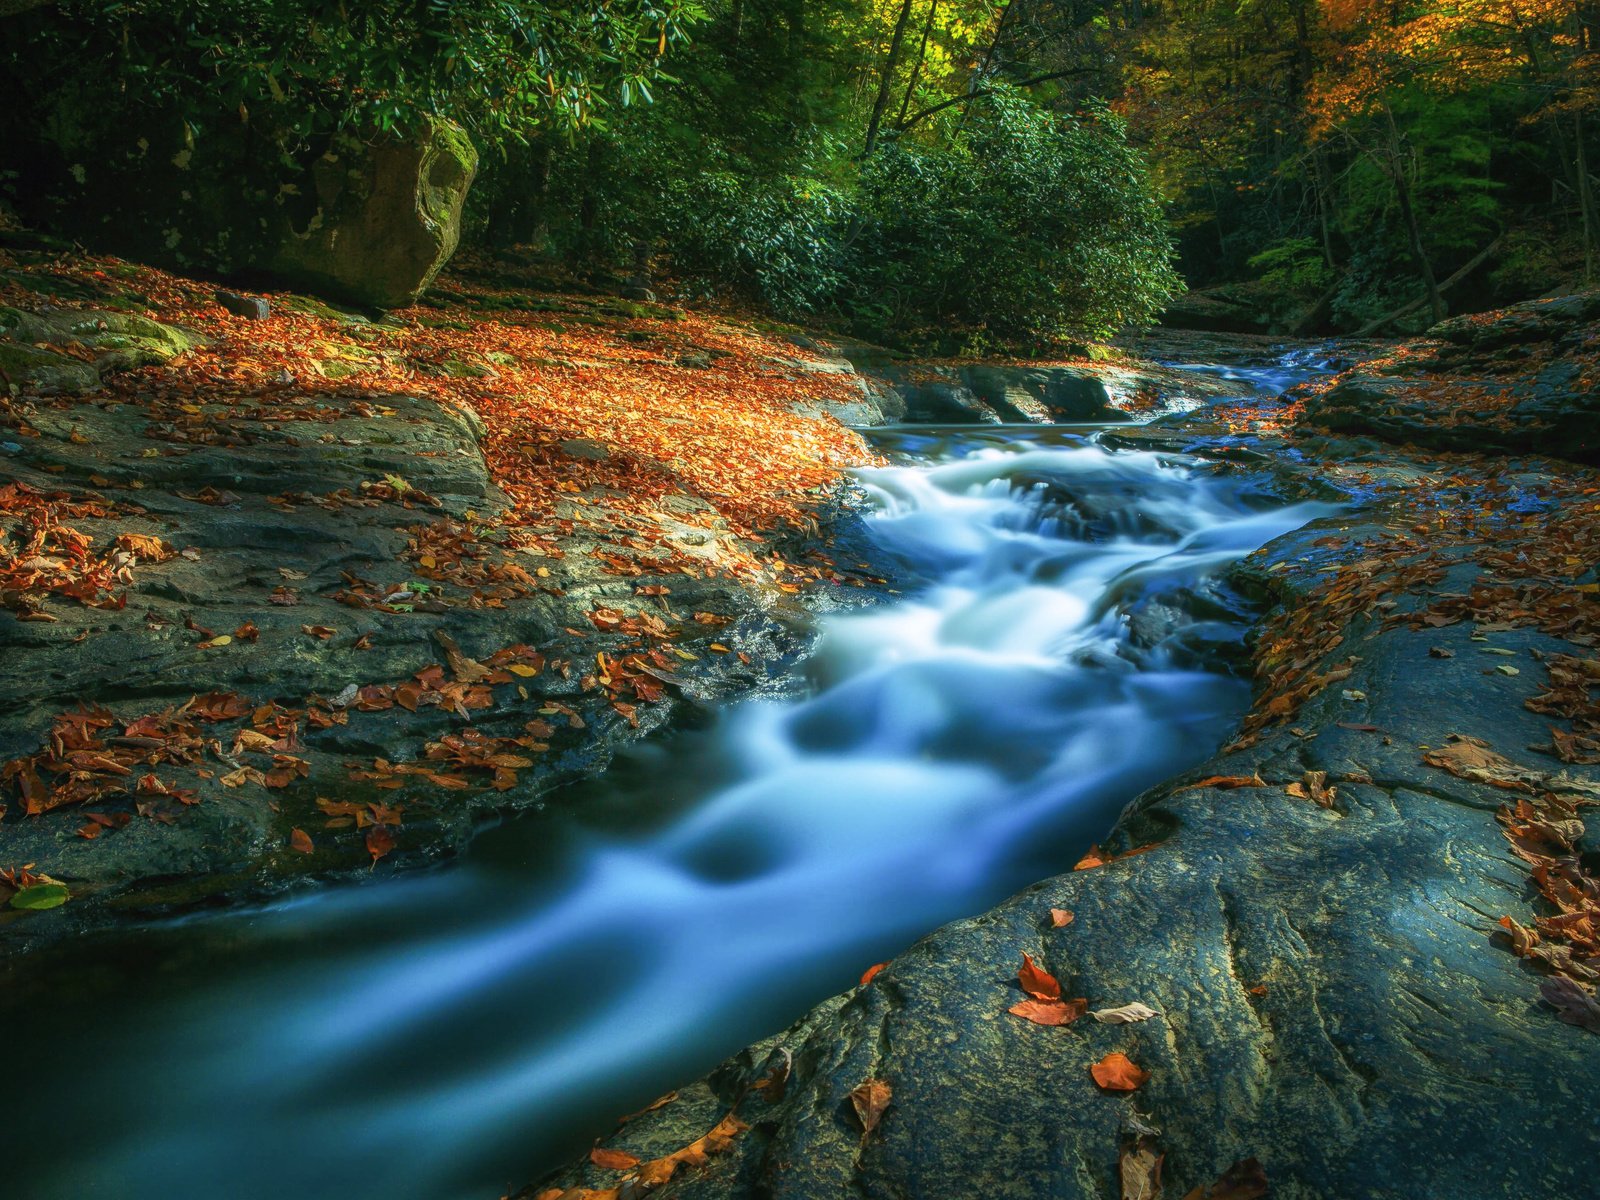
[0,341,100,393]
[0,306,201,381]
[268,118,478,310]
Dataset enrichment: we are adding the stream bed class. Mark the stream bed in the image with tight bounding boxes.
[1,365,1329,1200]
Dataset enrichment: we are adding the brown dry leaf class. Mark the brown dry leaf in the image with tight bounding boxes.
[1018,952,1062,1001]
[1050,908,1075,927]
[588,1146,641,1171]
[301,624,336,640]
[1180,1157,1268,1200]
[289,828,314,854]
[859,962,887,987]
[1091,1002,1162,1024]
[1285,770,1337,807]
[1090,1052,1150,1092]
[1422,733,1535,791]
[435,630,494,682]
[1541,975,1600,1033]
[1009,997,1088,1026]
[234,620,260,641]
[1120,1135,1165,1200]
[849,1079,892,1137]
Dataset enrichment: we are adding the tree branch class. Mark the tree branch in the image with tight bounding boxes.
[895,68,1097,132]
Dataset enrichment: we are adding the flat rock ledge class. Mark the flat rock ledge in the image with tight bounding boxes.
[0,374,880,953]
[523,311,1600,1200]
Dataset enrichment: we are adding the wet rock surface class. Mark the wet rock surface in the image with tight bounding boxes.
[0,379,854,951]
[830,342,1240,424]
[523,298,1600,1200]
[1300,293,1600,463]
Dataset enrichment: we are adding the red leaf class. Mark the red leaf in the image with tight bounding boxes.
[1018,952,1061,1001]
[366,825,395,864]
[289,827,314,854]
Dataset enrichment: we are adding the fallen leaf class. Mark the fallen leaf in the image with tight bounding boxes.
[1180,1157,1268,1200]
[289,828,314,854]
[301,624,336,640]
[366,825,396,864]
[10,882,69,910]
[1120,1135,1164,1200]
[1019,952,1062,1001]
[1423,733,1535,792]
[435,630,494,682]
[1051,907,1075,927]
[1091,1002,1162,1024]
[1009,997,1088,1026]
[588,1146,641,1170]
[1177,773,1265,792]
[1540,975,1600,1033]
[849,1079,892,1136]
[860,962,887,986]
[1090,1052,1150,1092]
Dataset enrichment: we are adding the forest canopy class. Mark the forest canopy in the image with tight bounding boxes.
[2,0,1596,346]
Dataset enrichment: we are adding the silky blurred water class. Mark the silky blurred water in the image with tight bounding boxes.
[0,372,1328,1200]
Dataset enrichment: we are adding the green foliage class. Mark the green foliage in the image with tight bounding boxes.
[849,96,1180,345]
[16,0,706,147]
[1249,239,1332,296]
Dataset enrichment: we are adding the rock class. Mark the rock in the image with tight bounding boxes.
[1301,291,1600,464]
[0,340,99,394]
[214,290,269,320]
[831,346,1240,425]
[268,118,477,309]
[623,285,657,302]
[0,305,201,391]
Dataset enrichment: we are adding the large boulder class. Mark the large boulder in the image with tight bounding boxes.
[268,119,477,309]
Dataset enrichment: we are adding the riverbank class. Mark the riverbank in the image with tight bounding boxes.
[0,243,1235,951]
[522,294,1600,1200]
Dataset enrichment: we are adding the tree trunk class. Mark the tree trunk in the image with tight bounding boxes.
[1385,111,1444,324]
[1577,110,1598,283]
[895,0,939,129]
[863,0,917,157]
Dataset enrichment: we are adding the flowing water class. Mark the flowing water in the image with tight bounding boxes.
[1,364,1329,1200]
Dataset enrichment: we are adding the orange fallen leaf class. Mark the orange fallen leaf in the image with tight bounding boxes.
[849,1078,892,1136]
[289,828,314,854]
[1009,997,1088,1026]
[301,624,336,640]
[588,1146,641,1171]
[860,962,887,986]
[1050,908,1075,927]
[1177,773,1266,792]
[1018,952,1062,1001]
[1090,1052,1150,1092]
[1074,842,1163,871]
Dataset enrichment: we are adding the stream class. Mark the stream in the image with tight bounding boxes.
[1,362,1329,1200]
